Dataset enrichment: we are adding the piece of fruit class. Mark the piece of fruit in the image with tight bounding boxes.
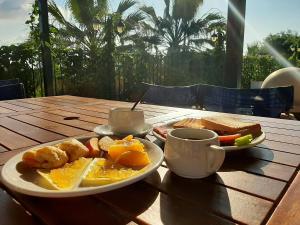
[116,151,150,167]
[123,135,133,141]
[234,134,253,146]
[85,137,101,157]
[37,157,92,190]
[99,136,115,152]
[81,158,139,186]
[108,142,144,160]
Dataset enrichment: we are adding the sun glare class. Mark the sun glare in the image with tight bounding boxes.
[226,0,300,76]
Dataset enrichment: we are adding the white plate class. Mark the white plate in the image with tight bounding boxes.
[0,136,163,198]
[152,122,266,152]
[93,123,153,137]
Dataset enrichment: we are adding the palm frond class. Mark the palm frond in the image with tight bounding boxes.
[125,11,145,26]
[140,6,159,25]
[65,0,94,27]
[117,0,136,14]
[48,1,68,25]
[95,0,108,19]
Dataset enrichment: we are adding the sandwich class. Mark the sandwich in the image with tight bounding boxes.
[200,116,262,137]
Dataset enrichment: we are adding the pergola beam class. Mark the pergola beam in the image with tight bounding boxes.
[38,0,54,96]
[224,0,246,88]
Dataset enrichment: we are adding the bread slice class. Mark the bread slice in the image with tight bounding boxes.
[173,118,204,129]
[201,116,262,137]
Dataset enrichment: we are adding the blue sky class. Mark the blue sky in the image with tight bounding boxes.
[0,0,299,50]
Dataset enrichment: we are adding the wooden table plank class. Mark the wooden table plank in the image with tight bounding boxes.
[5,100,46,110]
[75,105,110,114]
[267,172,300,225]
[0,189,42,225]
[52,95,98,103]
[259,140,300,155]
[4,191,134,225]
[208,170,286,201]
[31,112,99,131]
[19,98,62,108]
[46,110,108,125]
[0,102,31,112]
[96,180,236,225]
[243,147,300,167]
[0,117,65,143]
[0,149,28,166]
[223,156,296,182]
[0,145,9,153]
[11,115,88,137]
[145,167,273,225]
[57,107,109,119]
[0,127,39,150]
[0,107,15,114]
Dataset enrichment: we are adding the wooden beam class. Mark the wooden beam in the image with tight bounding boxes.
[38,0,55,96]
[224,0,246,88]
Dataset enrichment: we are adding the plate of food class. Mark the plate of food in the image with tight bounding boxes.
[1,135,163,198]
[153,116,266,152]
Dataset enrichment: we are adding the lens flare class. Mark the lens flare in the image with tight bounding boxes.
[226,0,299,76]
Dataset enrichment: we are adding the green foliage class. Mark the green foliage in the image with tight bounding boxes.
[1,0,226,101]
[0,43,42,97]
[246,30,300,61]
[263,30,300,59]
[241,55,282,88]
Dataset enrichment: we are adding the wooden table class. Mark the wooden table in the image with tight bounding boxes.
[0,95,299,225]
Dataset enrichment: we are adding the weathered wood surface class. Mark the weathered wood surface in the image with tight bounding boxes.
[1,95,299,225]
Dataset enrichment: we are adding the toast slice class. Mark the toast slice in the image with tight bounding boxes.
[173,118,204,129]
[201,116,262,137]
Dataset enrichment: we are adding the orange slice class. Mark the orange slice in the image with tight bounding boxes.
[108,142,144,160]
[37,157,92,190]
[81,158,139,186]
[116,151,150,167]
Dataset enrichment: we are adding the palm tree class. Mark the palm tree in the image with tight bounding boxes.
[48,0,144,98]
[140,0,226,53]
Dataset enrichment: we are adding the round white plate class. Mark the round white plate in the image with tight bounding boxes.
[153,122,266,152]
[93,123,153,137]
[0,136,163,198]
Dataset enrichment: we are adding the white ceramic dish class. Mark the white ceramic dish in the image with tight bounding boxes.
[94,123,153,137]
[0,136,163,198]
[152,121,266,152]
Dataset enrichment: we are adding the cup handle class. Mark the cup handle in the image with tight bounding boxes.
[207,145,225,173]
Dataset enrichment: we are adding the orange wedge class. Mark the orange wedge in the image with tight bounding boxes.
[116,151,150,167]
[108,142,144,160]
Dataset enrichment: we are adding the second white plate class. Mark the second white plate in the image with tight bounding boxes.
[152,121,266,152]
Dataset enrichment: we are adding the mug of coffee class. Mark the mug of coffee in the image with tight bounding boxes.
[108,107,145,134]
[164,128,225,178]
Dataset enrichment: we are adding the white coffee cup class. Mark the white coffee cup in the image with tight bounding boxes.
[164,128,225,178]
[108,107,145,134]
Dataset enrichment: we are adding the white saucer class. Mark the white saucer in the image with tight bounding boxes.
[93,123,153,137]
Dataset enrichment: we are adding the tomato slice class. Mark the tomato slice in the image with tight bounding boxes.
[218,134,241,145]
